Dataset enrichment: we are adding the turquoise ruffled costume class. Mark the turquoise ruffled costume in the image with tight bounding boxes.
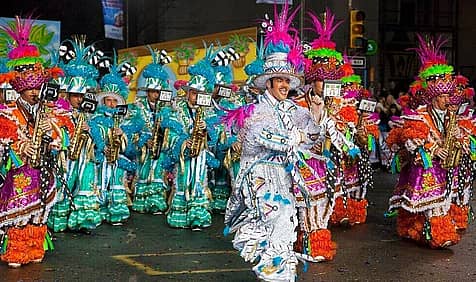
[166,100,220,228]
[131,98,172,214]
[89,106,130,224]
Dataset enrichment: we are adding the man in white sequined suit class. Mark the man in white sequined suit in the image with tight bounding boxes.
[224,51,321,280]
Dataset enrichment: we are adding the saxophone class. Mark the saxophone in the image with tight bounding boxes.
[189,107,206,158]
[28,102,48,168]
[442,110,462,169]
[150,103,164,160]
[68,112,89,160]
[106,115,122,163]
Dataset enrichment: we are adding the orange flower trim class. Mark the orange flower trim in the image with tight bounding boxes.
[347,198,368,224]
[0,114,19,141]
[449,204,469,230]
[365,124,380,139]
[421,172,436,191]
[396,209,425,242]
[13,172,32,194]
[330,197,348,225]
[48,66,64,79]
[458,119,476,135]
[341,63,354,77]
[402,120,429,141]
[308,229,337,260]
[55,114,75,137]
[1,225,47,264]
[386,127,404,148]
[429,215,460,248]
[294,229,337,261]
[338,106,358,123]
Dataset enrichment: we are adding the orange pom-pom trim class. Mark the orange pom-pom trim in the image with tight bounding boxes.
[338,106,358,123]
[48,67,64,79]
[429,215,460,248]
[386,127,404,148]
[347,198,368,224]
[1,224,47,264]
[402,120,429,140]
[330,197,348,225]
[448,204,469,231]
[309,229,337,260]
[295,229,337,261]
[396,208,425,243]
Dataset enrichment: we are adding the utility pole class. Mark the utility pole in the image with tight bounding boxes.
[300,0,306,40]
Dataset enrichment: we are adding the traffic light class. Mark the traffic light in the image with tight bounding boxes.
[349,9,366,49]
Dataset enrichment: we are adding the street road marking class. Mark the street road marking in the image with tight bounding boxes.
[112,250,250,275]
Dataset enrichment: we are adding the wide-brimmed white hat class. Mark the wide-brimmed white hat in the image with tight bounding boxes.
[96,83,127,106]
[253,52,303,90]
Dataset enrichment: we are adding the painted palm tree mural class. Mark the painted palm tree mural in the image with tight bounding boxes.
[0,17,59,60]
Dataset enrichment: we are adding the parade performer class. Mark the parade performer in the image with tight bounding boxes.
[132,46,173,214]
[224,3,323,280]
[49,36,103,233]
[0,16,71,267]
[209,45,242,212]
[89,53,131,225]
[292,8,360,262]
[166,46,220,230]
[446,75,476,232]
[387,34,468,248]
[329,70,378,226]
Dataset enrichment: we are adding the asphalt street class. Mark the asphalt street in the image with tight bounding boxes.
[1,171,475,282]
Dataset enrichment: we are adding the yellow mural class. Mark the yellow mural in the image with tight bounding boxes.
[120,27,257,102]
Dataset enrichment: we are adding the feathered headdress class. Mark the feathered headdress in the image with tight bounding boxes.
[0,16,63,93]
[183,42,216,93]
[244,37,265,79]
[211,43,239,86]
[97,50,137,105]
[61,35,99,94]
[253,2,304,90]
[341,74,366,99]
[140,45,171,92]
[411,33,455,102]
[304,8,345,83]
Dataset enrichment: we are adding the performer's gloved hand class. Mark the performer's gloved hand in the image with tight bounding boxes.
[185,139,192,148]
[146,139,154,149]
[113,128,124,136]
[435,147,449,160]
[39,119,52,132]
[81,123,90,132]
[197,120,206,131]
[231,141,241,153]
[309,95,325,124]
[22,141,38,157]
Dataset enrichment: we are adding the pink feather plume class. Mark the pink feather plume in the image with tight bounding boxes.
[287,32,304,71]
[1,16,39,60]
[263,2,301,48]
[220,104,255,130]
[411,33,448,70]
[308,8,343,50]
